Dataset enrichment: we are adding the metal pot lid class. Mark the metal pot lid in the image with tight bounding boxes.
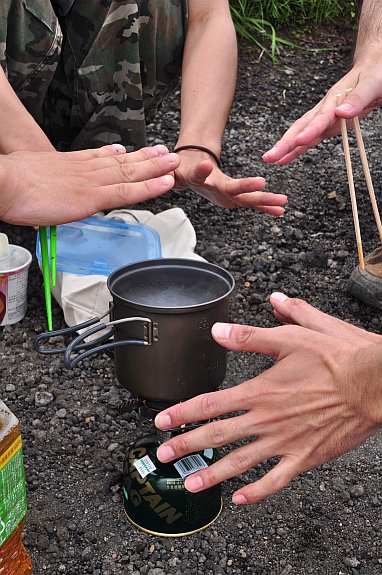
[107,258,235,310]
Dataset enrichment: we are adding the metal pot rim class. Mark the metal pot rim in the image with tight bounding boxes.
[107,258,235,311]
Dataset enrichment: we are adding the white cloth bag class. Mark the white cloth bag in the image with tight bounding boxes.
[50,208,205,328]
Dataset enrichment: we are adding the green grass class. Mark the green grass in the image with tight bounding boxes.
[230,0,357,61]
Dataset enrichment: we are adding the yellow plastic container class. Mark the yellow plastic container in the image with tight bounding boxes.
[0,401,32,575]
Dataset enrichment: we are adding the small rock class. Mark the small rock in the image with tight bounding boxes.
[343,556,360,567]
[57,526,69,542]
[349,484,364,498]
[81,546,95,562]
[35,391,54,407]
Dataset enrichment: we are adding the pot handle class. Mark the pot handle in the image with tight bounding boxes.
[34,307,115,355]
[34,318,113,355]
[63,322,147,369]
[34,315,155,370]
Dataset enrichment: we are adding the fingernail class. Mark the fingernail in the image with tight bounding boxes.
[166,153,180,164]
[185,475,204,492]
[111,143,126,154]
[337,102,354,113]
[160,175,173,186]
[211,322,232,341]
[153,144,168,156]
[156,445,175,463]
[232,493,248,504]
[155,413,172,428]
[270,292,288,303]
[262,147,276,158]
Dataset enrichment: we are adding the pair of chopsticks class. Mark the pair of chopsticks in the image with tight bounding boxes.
[337,88,382,270]
[39,226,57,331]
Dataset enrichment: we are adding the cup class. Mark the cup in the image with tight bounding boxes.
[0,245,32,326]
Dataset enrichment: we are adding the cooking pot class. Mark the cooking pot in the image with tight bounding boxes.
[34,259,234,402]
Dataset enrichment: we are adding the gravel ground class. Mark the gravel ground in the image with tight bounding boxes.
[2,27,382,575]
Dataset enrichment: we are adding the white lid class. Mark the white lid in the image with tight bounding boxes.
[0,233,10,259]
[0,400,18,442]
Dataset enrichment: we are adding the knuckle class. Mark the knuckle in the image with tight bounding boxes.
[206,421,227,447]
[171,403,188,425]
[264,473,287,494]
[234,325,257,347]
[200,464,220,488]
[269,459,300,493]
[230,450,252,474]
[174,434,192,456]
[113,183,134,204]
[118,162,136,181]
[288,297,306,312]
[200,394,219,418]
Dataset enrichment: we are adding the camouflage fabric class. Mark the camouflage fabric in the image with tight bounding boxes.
[0,0,187,151]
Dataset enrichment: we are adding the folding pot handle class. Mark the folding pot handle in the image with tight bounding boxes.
[34,315,111,355]
[35,315,156,370]
[63,324,146,369]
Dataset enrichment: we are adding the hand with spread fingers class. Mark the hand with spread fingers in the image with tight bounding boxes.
[155,293,382,504]
[173,149,287,214]
[262,0,382,166]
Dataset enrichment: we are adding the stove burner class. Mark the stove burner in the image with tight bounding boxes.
[118,396,176,418]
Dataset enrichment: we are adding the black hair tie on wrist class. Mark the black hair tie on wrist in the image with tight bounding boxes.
[173,145,221,169]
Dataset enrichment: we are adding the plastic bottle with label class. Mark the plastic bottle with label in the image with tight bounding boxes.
[0,401,32,575]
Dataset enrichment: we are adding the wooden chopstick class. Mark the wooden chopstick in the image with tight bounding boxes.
[345,88,382,242]
[336,92,365,270]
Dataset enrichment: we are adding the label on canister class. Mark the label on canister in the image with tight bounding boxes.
[0,434,28,547]
[0,245,32,326]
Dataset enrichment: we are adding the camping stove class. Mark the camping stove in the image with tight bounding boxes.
[34,259,234,536]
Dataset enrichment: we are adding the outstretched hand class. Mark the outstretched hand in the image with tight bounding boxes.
[262,62,382,165]
[173,149,287,214]
[1,144,180,227]
[155,293,382,504]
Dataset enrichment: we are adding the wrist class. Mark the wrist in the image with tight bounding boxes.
[353,41,382,66]
[0,156,13,221]
[173,145,221,169]
[353,342,382,427]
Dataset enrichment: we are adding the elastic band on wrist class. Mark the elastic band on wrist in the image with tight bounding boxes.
[173,145,221,169]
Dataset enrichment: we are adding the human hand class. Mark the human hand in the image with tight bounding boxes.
[0,144,180,226]
[262,62,382,165]
[155,293,382,504]
[173,149,287,215]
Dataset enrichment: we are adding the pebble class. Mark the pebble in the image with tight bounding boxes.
[349,484,365,498]
[343,557,361,567]
[81,546,95,561]
[35,391,54,406]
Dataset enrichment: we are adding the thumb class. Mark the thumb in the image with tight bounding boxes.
[335,86,380,119]
[269,291,338,331]
[211,322,287,357]
[189,160,214,185]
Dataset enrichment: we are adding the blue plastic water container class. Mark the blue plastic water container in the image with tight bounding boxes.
[36,216,162,276]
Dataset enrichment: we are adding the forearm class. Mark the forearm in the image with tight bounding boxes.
[0,67,54,153]
[176,0,237,156]
[353,0,382,64]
